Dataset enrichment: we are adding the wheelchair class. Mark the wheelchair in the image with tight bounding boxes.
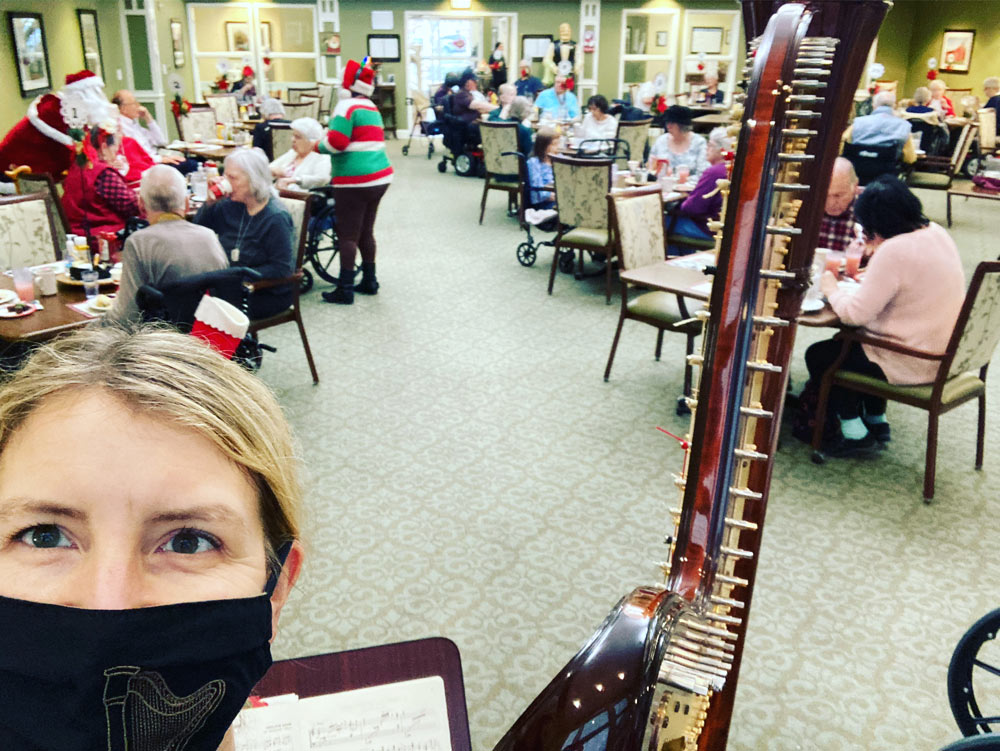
[437,93,484,177]
[936,607,1000,750]
[300,185,359,291]
[502,150,558,268]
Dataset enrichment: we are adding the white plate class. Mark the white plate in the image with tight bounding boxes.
[800,297,825,313]
[87,300,114,314]
[0,289,18,305]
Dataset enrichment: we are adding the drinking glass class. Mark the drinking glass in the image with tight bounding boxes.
[677,165,691,184]
[81,270,100,300]
[12,268,34,303]
[845,243,863,279]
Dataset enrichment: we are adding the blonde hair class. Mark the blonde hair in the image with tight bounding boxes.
[913,86,931,105]
[0,326,301,563]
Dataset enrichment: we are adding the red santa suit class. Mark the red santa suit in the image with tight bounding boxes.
[0,71,109,182]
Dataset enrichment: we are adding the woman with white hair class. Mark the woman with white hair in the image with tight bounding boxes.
[906,86,934,114]
[928,79,955,117]
[195,148,294,318]
[252,98,289,160]
[666,127,731,255]
[269,117,331,190]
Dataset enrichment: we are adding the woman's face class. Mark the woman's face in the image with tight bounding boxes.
[99,137,120,164]
[666,122,683,138]
[0,389,269,610]
[291,130,314,156]
[706,140,723,164]
[588,104,606,121]
[224,164,253,204]
[546,139,560,157]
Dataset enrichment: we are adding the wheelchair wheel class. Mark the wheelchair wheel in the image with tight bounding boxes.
[516,242,537,267]
[437,159,448,173]
[558,250,575,274]
[306,218,340,285]
[963,155,982,179]
[402,145,410,156]
[948,608,1000,737]
[455,153,474,176]
[300,268,313,294]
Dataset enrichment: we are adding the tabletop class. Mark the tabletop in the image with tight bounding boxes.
[0,275,95,344]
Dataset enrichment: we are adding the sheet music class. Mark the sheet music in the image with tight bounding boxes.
[234,676,452,751]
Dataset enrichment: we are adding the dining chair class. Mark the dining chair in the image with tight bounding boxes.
[205,94,239,124]
[0,192,63,270]
[615,117,653,163]
[548,154,616,303]
[4,167,69,251]
[604,187,702,411]
[478,121,520,224]
[907,123,976,192]
[176,106,218,142]
[842,141,902,185]
[316,82,335,120]
[297,95,321,121]
[286,86,319,104]
[249,189,319,384]
[282,101,317,121]
[977,109,996,155]
[269,123,295,161]
[811,261,1000,503]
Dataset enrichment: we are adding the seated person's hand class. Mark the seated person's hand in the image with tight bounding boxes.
[159,154,184,165]
[274,177,295,189]
[204,177,222,205]
[819,270,839,299]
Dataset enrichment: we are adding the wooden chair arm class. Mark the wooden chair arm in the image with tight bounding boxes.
[248,270,303,292]
[834,327,946,361]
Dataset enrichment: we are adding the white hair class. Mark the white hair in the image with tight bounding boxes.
[139,164,187,213]
[707,127,733,151]
[509,96,533,122]
[290,117,324,142]
[912,87,931,105]
[224,148,274,202]
[260,97,286,118]
[985,77,1000,91]
[872,90,896,109]
[929,79,947,93]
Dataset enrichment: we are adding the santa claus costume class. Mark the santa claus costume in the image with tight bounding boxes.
[0,70,110,183]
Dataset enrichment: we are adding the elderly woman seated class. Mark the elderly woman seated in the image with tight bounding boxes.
[488,83,517,121]
[269,117,331,191]
[526,127,558,211]
[252,98,289,160]
[905,86,935,115]
[928,79,955,118]
[667,127,731,255]
[648,105,709,179]
[62,122,141,239]
[0,325,304,750]
[578,95,618,145]
[195,148,294,319]
[499,95,535,158]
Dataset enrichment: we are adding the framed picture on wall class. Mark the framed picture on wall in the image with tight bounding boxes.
[522,34,552,62]
[367,34,400,63]
[76,10,103,79]
[226,22,250,52]
[259,21,272,52]
[7,12,51,97]
[691,27,724,55]
[170,19,184,68]
[322,32,341,57]
[940,29,974,73]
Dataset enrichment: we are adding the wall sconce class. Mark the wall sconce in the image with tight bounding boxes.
[451,0,472,8]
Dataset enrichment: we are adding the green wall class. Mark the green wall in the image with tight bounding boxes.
[0,0,127,135]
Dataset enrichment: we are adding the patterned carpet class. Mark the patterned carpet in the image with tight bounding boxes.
[256,142,998,751]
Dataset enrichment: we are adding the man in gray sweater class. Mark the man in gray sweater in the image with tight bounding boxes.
[105,165,228,327]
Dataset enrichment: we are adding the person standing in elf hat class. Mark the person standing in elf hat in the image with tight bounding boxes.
[231,66,257,104]
[0,70,111,185]
[319,58,393,305]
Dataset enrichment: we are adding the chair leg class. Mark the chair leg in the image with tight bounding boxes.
[655,329,665,361]
[479,181,489,225]
[946,191,953,227]
[924,409,939,503]
[548,243,561,295]
[811,375,835,454]
[605,250,614,304]
[295,308,320,385]
[976,391,986,469]
[604,313,627,382]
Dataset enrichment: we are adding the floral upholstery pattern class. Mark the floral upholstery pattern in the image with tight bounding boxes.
[276,195,307,264]
[616,118,652,163]
[179,109,218,142]
[17,173,67,251]
[270,126,295,161]
[480,123,519,176]
[284,100,320,121]
[613,191,665,270]
[205,94,239,124]
[552,157,611,230]
[949,270,1000,378]
[978,109,996,150]
[0,194,60,270]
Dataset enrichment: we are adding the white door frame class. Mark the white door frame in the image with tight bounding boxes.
[119,0,167,134]
[618,7,680,101]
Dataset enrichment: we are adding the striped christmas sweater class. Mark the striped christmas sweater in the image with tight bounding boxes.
[318,96,394,187]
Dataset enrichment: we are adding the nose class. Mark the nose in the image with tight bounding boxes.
[63,550,151,610]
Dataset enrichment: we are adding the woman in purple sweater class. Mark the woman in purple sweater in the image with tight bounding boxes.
[666,127,731,255]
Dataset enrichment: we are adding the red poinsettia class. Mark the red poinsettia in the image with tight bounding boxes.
[926,69,938,81]
[170,94,192,118]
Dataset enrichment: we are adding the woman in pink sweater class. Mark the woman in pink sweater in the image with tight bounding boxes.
[808,177,965,455]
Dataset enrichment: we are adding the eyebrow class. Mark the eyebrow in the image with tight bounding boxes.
[0,500,88,523]
[0,499,249,531]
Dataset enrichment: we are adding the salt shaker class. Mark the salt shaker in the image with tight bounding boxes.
[38,266,57,296]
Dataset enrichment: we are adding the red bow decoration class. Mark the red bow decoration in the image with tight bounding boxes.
[697,63,705,71]
[564,77,575,91]
[926,69,938,81]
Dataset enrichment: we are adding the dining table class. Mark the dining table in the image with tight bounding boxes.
[0,271,105,348]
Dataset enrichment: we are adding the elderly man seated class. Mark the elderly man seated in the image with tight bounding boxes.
[453,68,496,123]
[844,91,916,165]
[535,75,579,121]
[113,89,184,167]
[104,164,228,326]
[515,60,543,100]
[252,98,289,161]
[985,76,1000,135]
[818,157,861,253]
[488,83,517,121]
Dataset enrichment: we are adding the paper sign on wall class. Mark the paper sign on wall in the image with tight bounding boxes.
[371,11,393,31]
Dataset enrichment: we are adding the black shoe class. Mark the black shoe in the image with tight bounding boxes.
[322,286,354,305]
[824,432,878,458]
[355,277,379,295]
[864,420,891,443]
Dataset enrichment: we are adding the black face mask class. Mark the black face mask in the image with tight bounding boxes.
[0,548,289,751]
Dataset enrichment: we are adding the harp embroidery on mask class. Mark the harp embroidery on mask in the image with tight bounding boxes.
[103,666,226,751]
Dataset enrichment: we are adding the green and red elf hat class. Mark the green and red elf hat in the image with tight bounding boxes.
[343,57,376,97]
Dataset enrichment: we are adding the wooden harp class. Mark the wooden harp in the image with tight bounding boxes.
[492,2,891,750]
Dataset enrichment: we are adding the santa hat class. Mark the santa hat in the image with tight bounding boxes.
[343,58,376,97]
[64,70,105,93]
[242,66,254,78]
[190,294,249,359]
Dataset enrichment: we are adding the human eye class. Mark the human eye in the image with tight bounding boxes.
[158,528,221,555]
[14,524,73,549]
